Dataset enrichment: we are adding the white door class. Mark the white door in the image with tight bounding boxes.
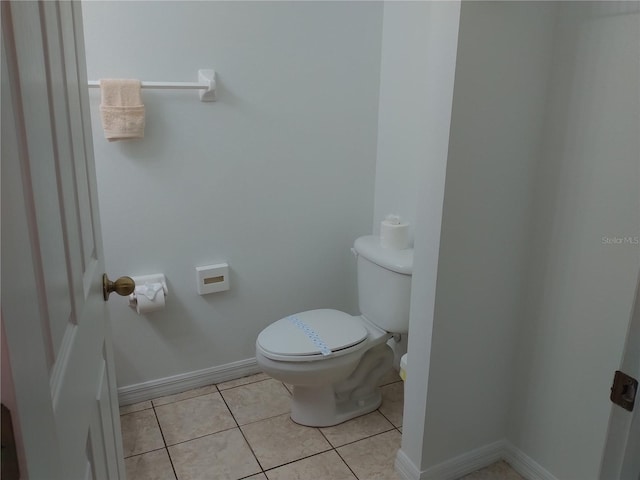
[1,1,125,479]
[600,271,640,480]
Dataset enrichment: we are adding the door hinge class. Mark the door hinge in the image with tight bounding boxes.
[610,370,638,412]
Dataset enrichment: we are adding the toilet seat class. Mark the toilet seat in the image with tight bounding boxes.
[257,309,368,362]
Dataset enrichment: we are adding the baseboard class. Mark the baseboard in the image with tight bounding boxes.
[118,357,261,406]
[503,441,559,480]
[396,449,422,480]
[421,440,506,480]
[395,440,505,480]
[395,438,560,480]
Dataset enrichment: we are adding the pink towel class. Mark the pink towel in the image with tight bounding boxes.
[99,79,145,141]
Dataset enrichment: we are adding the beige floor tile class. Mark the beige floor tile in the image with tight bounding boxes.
[155,392,236,445]
[120,400,153,415]
[168,428,261,480]
[152,384,218,407]
[320,411,395,447]
[458,460,525,480]
[337,430,402,480]
[244,475,268,480]
[121,409,165,457]
[217,373,271,390]
[378,368,402,386]
[221,379,291,425]
[241,413,331,470]
[265,450,356,480]
[379,382,404,427]
[125,449,176,480]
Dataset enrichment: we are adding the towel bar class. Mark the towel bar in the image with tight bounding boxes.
[88,69,216,102]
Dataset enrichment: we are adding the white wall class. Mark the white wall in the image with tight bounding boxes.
[373,0,441,371]
[373,2,434,241]
[82,1,383,387]
[380,1,461,474]
[412,4,640,477]
[415,1,557,468]
[508,4,640,479]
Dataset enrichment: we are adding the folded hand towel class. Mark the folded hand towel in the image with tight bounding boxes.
[99,79,145,141]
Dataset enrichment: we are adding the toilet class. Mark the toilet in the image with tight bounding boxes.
[256,235,413,427]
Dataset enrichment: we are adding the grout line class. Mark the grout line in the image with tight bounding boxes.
[333,428,405,480]
[334,447,361,480]
[378,379,403,388]
[151,384,220,408]
[126,374,273,411]
[238,473,266,480]
[315,428,360,478]
[345,427,401,445]
[218,385,267,474]
[317,426,332,445]
[161,425,244,448]
[151,404,179,480]
[119,406,154,417]
[377,407,400,429]
[261,446,335,474]
[322,425,398,449]
[259,419,400,475]
[119,405,154,416]
[217,376,272,392]
[217,381,291,427]
[315,422,387,449]
[233,410,292,428]
[122,445,166,460]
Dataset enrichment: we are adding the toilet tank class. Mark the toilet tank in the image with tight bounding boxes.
[353,236,413,333]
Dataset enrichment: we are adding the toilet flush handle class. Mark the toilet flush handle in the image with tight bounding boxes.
[351,247,358,258]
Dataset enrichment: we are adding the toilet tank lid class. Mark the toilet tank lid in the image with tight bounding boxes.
[354,236,413,274]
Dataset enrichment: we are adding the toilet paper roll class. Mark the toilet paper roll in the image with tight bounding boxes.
[380,215,410,250]
[128,275,168,314]
[131,285,165,314]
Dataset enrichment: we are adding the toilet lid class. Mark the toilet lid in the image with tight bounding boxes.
[257,309,368,360]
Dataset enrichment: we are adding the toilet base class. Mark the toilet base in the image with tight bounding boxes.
[290,385,382,427]
[289,343,393,427]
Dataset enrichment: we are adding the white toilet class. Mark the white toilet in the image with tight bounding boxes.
[256,235,413,427]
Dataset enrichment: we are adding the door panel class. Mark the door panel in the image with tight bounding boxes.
[1,1,125,478]
[1,28,63,478]
[59,0,100,284]
[40,0,85,320]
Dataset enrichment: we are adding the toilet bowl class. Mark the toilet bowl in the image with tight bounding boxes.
[256,309,393,426]
[255,235,413,427]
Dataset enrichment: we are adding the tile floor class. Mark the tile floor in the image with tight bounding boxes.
[119,370,523,480]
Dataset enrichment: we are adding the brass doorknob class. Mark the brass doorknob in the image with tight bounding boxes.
[103,274,135,301]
